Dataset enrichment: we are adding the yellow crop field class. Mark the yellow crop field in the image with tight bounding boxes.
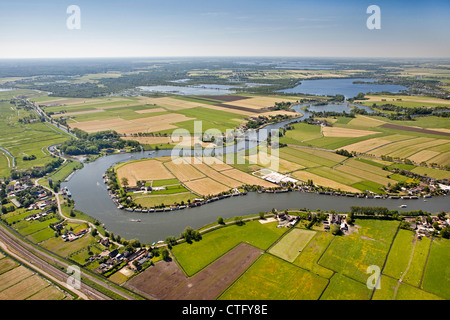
[347,115,386,128]
[142,97,211,111]
[164,159,205,182]
[428,152,450,166]
[190,162,243,188]
[224,96,298,110]
[340,138,392,153]
[117,159,174,186]
[408,150,441,163]
[70,113,195,134]
[291,170,360,193]
[335,164,394,185]
[322,126,379,138]
[184,177,230,196]
[220,169,277,188]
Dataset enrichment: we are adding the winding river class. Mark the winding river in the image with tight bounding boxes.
[62,103,449,243]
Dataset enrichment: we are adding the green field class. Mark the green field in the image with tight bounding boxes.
[0,96,71,177]
[132,192,196,208]
[268,228,316,262]
[219,253,329,300]
[212,218,449,300]
[318,219,400,283]
[383,229,431,287]
[171,220,287,276]
[421,238,450,299]
[320,273,372,300]
[292,231,335,279]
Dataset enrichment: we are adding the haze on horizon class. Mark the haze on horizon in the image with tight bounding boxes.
[0,0,449,59]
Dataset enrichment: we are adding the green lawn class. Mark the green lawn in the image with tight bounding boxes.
[26,227,57,243]
[132,192,197,208]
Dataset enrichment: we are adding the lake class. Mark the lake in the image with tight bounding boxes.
[279,78,407,98]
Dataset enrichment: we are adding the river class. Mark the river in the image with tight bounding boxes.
[62,103,448,244]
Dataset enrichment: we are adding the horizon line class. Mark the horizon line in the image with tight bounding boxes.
[1,55,450,60]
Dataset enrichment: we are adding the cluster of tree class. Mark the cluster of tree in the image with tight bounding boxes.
[59,130,139,155]
[270,101,293,111]
[335,149,353,157]
[22,155,36,161]
[350,206,428,217]
[10,157,64,179]
[180,226,202,243]
[14,186,52,209]
[304,110,356,119]
[348,92,368,102]
[246,114,293,129]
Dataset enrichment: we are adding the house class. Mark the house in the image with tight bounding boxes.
[109,249,119,258]
[100,238,110,247]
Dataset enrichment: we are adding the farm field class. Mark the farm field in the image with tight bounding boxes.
[355,94,450,109]
[281,115,450,171]
[116,159,175,186]
[160,217,448,300]
[318,219,400,284]
[0,97,72,177]
[268,228,316,262]
[170,220,287,276]
[219,253,329,300]
[125,242,263,300]
[421,238,450,299]
[38,93,305,139]
[117,156,277,207]
[0,253,72,300]
[266,114,450,193]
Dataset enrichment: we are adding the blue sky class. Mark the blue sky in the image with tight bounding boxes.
[0,0,449,58]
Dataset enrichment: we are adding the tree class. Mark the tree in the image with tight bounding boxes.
[121,177,129,188]
[181,226,201,243]
[234,216,243,226]
[259,211,265,219]
[165,236,177,249]
[432,221,441,231]
[160,248,170,261]
[217,216,224,225]
[441,227,450,239]
[331,224,341,236]
[346,212,354,225]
